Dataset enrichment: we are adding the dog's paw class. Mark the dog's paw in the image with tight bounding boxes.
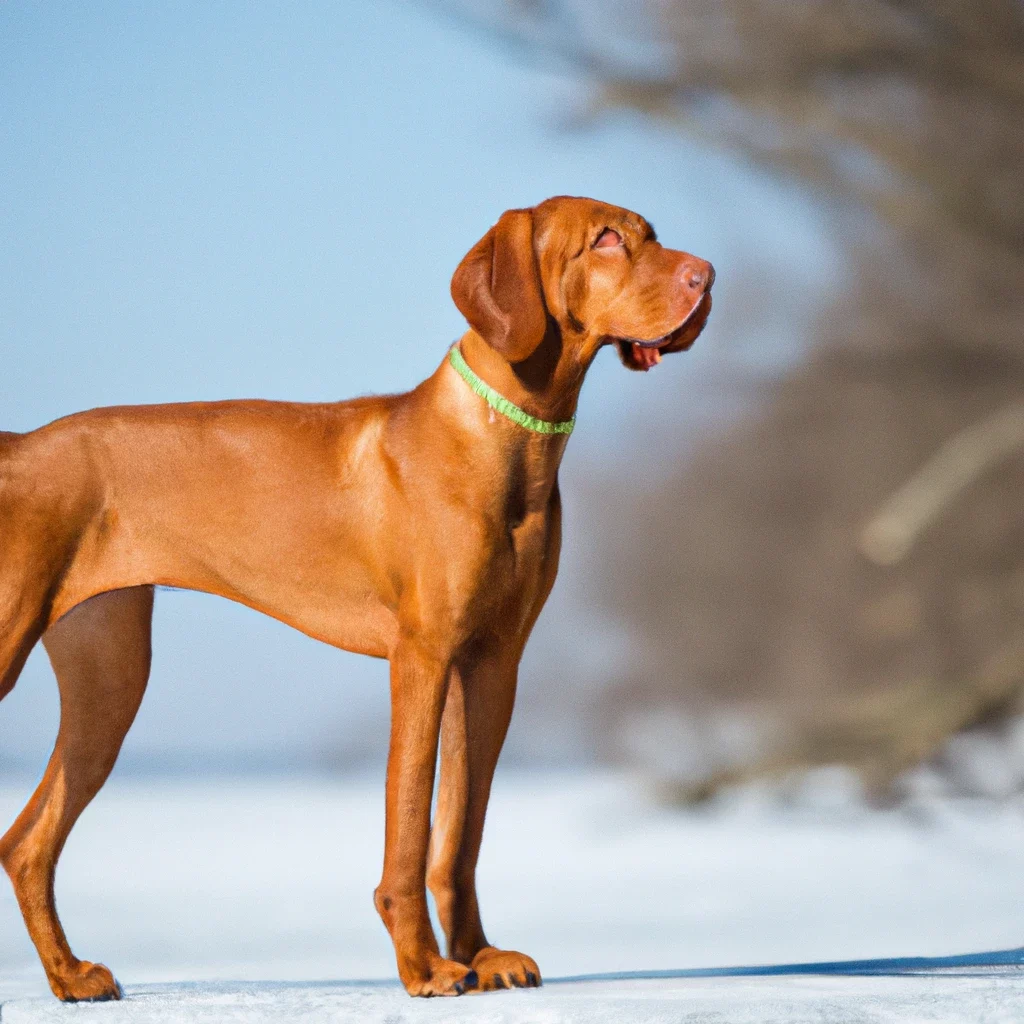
[401,951,478,997]
[470,946,541,991]
[51,960,122,1003]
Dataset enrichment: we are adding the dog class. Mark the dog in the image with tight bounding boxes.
[0,195,713,1000]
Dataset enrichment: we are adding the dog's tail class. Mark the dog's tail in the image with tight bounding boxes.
[0,429,32,705]
[0,429,19,508]
[0,429,20,499]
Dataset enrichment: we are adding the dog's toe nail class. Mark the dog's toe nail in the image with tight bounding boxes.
[493,973,506,989]
[527,971,538,986]
[454,982,463,995]
[464,970,478,989]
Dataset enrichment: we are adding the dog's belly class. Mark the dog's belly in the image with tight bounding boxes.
[51,518,398,659]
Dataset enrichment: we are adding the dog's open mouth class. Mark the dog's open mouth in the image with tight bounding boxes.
[614,290,712,371]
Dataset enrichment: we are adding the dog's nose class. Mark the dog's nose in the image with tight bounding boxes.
[684,261,715,292]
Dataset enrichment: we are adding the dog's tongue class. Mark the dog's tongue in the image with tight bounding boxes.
[633,342,662,371]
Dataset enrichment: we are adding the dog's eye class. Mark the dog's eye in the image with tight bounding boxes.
[594,228,622,249]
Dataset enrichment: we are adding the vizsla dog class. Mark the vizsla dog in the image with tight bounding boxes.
[0,196,713,1001]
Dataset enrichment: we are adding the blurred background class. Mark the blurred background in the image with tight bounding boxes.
[2,0,1023,807]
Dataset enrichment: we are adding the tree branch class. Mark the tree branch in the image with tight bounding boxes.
[861,401,1024,565]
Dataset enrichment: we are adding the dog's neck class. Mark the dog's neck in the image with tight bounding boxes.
[457,327,590,425]
[413,329,591,512]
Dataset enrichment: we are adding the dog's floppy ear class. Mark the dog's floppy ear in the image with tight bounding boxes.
[450,208,547,364]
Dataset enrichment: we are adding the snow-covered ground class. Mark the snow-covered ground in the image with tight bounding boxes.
[6,973,1024,1024]
[2,771,1024,1021]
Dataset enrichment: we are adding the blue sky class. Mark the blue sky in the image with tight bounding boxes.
[0,1,838,771]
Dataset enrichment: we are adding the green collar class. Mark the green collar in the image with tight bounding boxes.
[448,344,575,436]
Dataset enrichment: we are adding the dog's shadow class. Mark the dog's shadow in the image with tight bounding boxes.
[548,946,1024,984]
[128,947,1024,996]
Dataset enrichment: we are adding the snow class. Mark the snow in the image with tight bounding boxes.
[5,974,1024,1024]
[2,771,1024,1021]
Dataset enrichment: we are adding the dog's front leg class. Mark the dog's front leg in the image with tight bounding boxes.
[374,640,478,997]
[426,655,541,991]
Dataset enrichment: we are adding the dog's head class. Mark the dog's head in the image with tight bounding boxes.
[451,196,714,374]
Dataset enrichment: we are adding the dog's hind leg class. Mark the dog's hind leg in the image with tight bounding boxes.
[0,585,153,1003]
